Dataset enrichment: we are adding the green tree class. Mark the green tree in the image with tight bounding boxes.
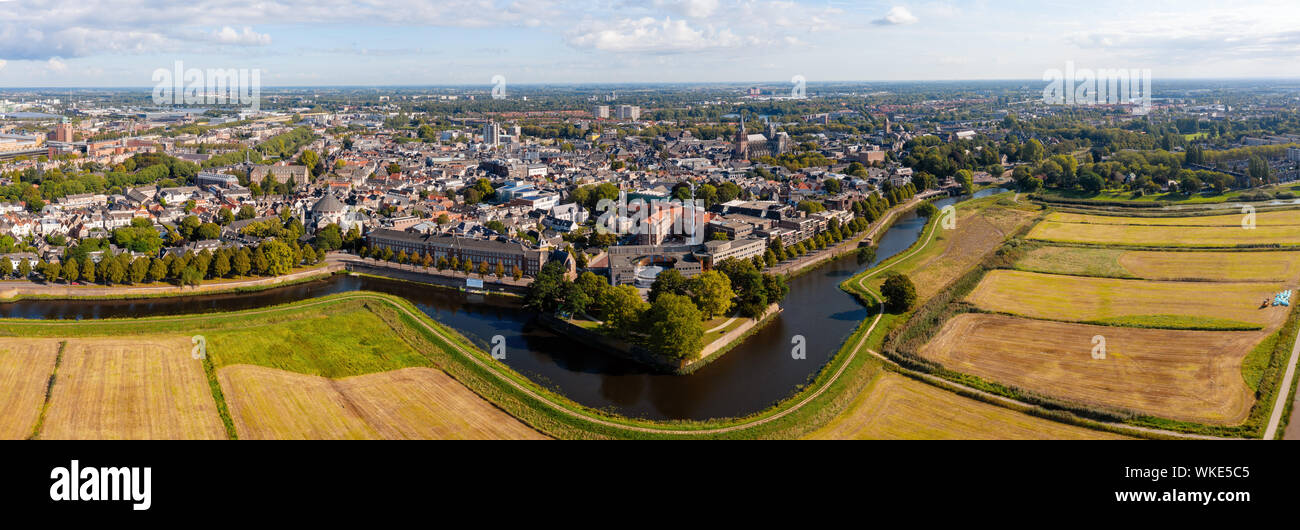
[80,259,95,283]
[197,222,221,240]
[597,284,648,338]
[105,259,127,285]
[148,258,167,282]
[648,268,688,302]
[524,262,568,312]
[689,270,734,319]
[642,293,705,360]
[129,257,149,284]
[880,272,918,312]
[233,248,252,276]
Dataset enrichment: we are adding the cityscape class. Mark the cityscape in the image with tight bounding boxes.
[1,0,1298,516]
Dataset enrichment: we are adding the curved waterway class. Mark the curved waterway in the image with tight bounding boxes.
[0,189,1007,421]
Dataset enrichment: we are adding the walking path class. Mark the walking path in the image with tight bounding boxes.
[1265,324,1300,439]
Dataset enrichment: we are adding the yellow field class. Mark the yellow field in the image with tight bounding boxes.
[0,339,62,439]
[1027,220,1300,247]
[219,365,544,440]
[805,372,1127,439]
[1116,251,1300,282]
[1017,246,1300,282]
[967,270,1287,329]
[40,337,226,440]
[1047,209,1300,227]
[919,314,1259,424]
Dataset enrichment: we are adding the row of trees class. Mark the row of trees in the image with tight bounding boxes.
[359,245,525,282]
[1,238,321,286]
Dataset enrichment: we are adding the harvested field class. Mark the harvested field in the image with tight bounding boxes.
[919,314,1260,424]
[805,372,1126,439]
[0,339,62,439]
[867,195,1037,301]
[967,270,1288,330]
[219,365,544,440]
[903,206,1037,301]
[1027,220,1300,247]
[1016,246,1300,282]
[1047,209,1300,227]
[40,337,226,440]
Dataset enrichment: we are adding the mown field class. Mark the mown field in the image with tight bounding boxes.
[1015,246,1300,282]
[39,337,227,440]
[0,339,62,439]
[804,371,1127,440]
[220,365,544,440]
[1027,220,1300,247]
[864,193,1039,302]
[919,313,1259,425]
[966,269,1287,330]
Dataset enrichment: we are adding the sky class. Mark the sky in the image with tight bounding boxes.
[0,0,1298,87]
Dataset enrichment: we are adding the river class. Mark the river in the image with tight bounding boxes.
[0,189,1007,421]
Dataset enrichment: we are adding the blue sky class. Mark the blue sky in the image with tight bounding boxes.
[0,0,1297,87]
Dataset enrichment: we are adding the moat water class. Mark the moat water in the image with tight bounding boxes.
[0,189,1007,420]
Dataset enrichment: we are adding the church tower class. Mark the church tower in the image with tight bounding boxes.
[733,117,749,161]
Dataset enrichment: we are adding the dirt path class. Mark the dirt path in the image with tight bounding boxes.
[706,317,738,333]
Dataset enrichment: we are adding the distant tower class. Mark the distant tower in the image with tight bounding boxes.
[884,114,892,134]
[733,117,749,161]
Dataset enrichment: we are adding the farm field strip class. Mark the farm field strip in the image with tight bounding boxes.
[0,339,62,439]
[219,364,544,440]
[1015,246,1300,282]
[39,337,227,440]
[919,313,1259,425]
[1027,220,1300,247]
[1047,209,1300,227]
[804,371,1128,440]
[966,269,1288,329]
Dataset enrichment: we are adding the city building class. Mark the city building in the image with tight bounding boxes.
[366,228,550,276]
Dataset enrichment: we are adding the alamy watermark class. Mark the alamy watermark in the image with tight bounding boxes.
[1043,61,1150,112]
[594,197,708,239]
[152,60,261,111]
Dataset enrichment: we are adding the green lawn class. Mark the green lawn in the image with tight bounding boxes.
[205,307,432,377]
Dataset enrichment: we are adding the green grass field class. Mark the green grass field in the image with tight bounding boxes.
[205,307,433,377]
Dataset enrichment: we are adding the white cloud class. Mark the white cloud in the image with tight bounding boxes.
[0,59,6,71]
[211,26,271,46]
[873,6,918,26]
[1063,6,1300,64]
[47,57,66,72]
[567,17,754,53]
[652,0,720,18]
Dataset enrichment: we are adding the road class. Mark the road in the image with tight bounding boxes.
[1265,319,1300,439]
